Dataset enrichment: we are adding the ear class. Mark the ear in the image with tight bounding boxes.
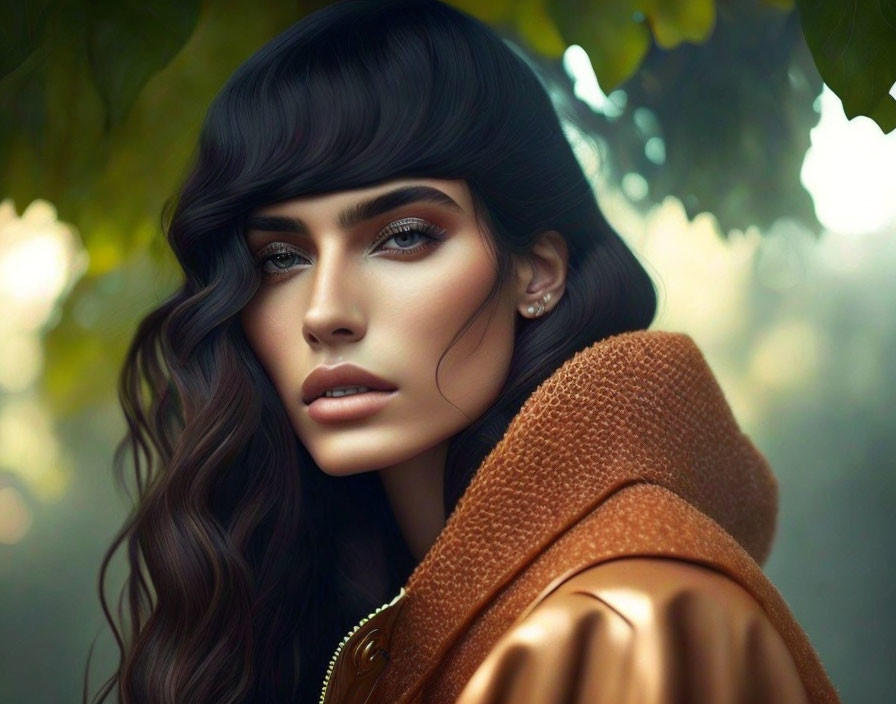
[512,230,568,319]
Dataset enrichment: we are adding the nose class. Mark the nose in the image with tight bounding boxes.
[301,241,366,347]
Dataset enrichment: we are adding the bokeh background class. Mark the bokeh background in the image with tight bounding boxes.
[1,1,894,702]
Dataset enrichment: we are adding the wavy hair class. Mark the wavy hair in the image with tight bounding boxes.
[85,1,657,702]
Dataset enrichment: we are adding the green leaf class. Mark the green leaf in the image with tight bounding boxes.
[548,0,718,91]
[795,0,896,133]
[85,0,201,131]
[0,0,55,79]
[642,0,715,49]
[548,1,652,90]
[512,0,567,58]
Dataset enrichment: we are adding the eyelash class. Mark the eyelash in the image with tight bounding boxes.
[252,218,447,280]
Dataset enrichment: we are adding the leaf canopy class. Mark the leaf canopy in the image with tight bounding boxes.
[0,0,887,416]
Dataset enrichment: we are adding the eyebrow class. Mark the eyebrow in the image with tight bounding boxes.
[245,185,464,236]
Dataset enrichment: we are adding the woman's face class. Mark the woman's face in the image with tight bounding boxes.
[240,178,526,476]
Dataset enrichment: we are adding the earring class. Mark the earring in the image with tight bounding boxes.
[526,291,552,318]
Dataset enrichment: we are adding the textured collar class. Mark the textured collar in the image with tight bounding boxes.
[375,329,778,702]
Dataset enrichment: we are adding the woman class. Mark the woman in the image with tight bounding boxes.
[88,1,841,702]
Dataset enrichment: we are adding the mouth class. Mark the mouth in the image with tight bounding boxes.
[305,389,398,423]
[301,363,398,406]
[310,388,394,400]
[304,385,398,405]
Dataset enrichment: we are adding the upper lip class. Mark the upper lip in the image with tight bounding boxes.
[301,363,397,404]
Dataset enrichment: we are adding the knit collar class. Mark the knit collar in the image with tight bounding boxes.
[383,329,778,701]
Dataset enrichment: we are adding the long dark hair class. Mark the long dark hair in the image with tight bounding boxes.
[85,1,656,702]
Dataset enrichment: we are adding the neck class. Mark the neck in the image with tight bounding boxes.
[379,440,448,563]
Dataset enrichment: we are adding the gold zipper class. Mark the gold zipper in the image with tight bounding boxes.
[318,587,408,704]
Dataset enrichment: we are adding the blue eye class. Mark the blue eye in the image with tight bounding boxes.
[373,219,445,253]
[259,249,307,275]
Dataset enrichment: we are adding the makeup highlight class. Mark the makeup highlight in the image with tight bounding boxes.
[251,216,448,280]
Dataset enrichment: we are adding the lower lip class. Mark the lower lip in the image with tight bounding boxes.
[306,390,397,423]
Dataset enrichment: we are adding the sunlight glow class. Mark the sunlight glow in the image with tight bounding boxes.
[0,333,43,392]
[801,85,896,235]
[0,397,70,503]
[629,196,761,348]
[563,44,626,118]
[0,198,84,519]
[748,320,825,392]
[0,199,88,334]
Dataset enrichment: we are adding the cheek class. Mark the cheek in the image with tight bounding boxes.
[240,298,298,390]
[413,237,500,335]
[422,241,515,406]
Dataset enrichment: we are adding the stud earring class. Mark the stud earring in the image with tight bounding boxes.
[526,291,552,318]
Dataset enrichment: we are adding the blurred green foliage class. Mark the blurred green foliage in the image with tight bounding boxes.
[588,2,822,233]
[86,0,201,131]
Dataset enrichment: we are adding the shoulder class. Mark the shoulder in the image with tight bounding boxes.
[456,557,809,704]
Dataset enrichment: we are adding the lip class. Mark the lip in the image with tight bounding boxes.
[306,389,397,423]
[301,363,397,405]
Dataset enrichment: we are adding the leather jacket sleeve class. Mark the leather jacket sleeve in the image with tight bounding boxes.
[455,556,809,704]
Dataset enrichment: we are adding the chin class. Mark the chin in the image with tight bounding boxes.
[306,446,398,477]
[315,462,381,478]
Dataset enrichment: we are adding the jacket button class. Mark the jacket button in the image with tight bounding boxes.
[352,627,388,672]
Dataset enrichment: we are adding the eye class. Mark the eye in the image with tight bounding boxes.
[251,217,447,281]
[253,244,309,278]
[372,218,446,254]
